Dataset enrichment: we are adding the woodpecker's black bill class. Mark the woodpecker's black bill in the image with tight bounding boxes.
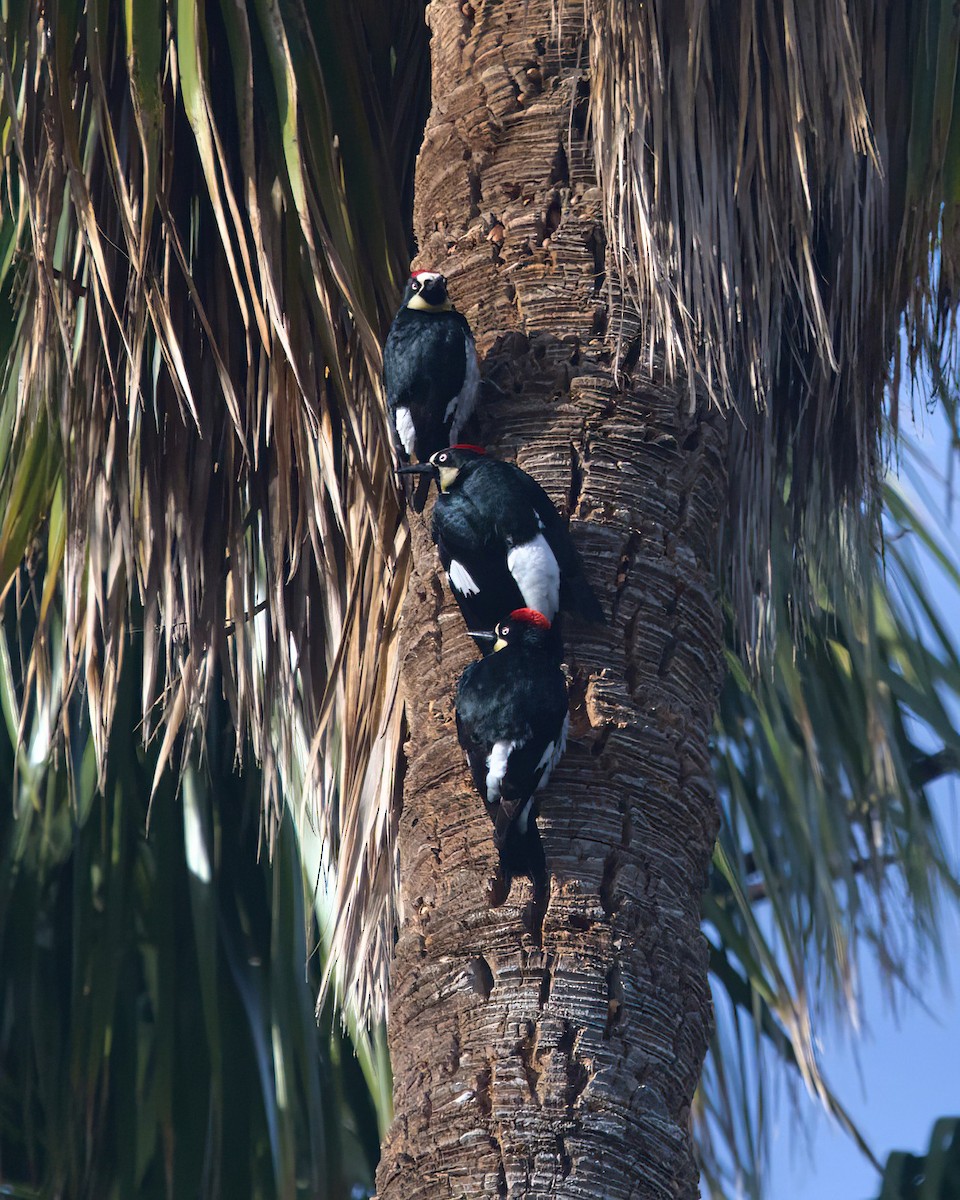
[395,463,435,476]
[467,630,497,643]
[418,278,448,306]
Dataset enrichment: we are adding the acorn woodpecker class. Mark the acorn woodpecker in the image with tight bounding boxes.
[398,445,605,650]
[455,608,569,897]
[383,271,480,508]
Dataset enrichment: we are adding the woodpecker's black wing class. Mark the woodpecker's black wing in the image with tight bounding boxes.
[432,492,526,644]
[455,668,540,880]
[382,308,477,462]
[502,463,605,622]
[454,658,499,795]
[457,695,548,896]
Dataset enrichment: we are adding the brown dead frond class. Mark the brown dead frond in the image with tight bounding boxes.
[0,0,428,1021]
[589,0,960,655]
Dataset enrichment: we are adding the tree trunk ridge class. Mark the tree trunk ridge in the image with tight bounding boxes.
[377,2,726,1196]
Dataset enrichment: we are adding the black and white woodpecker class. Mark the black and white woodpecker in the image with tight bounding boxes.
[455,608,569,897]
[398,444,605,650]
[383,270,479,508]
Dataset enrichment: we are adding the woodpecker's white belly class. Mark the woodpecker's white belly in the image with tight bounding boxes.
[394,406,416,455]
[448,559,480,596]
[507,533,561,620]
[446,341,480,438]
[535,712,569,792]
[486,739,516,804]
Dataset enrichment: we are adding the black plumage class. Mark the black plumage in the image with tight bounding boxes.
[399,445,604,652]
[455,609,569,898]
[382,272,479,511]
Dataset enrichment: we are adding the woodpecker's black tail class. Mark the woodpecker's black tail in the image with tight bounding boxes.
[563,572,606,624]
[491,819,547,907]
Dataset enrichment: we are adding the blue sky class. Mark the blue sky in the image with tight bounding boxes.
[765,406,960,1199]
[767,859,959,1198]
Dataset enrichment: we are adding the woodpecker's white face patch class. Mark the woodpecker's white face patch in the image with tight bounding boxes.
[507,533,561,621]
[446,341,480,436]
[448,559,480,596]
[394,406,416,455]
[486,739,517,804]
[406,271,452,312]
[535,712,569,792]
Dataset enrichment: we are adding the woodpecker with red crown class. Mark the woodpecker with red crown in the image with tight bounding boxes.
[454,608,569,898]
[398,444,605,651]
[383,271,479,509]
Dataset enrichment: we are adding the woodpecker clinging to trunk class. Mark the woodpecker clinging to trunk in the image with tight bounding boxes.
[454,608,569,900]
[398,444,605,652]
[383,271,479,509]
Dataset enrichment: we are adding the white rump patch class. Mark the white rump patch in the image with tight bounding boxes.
[507,532,560,620]
[447,340,480,437]
[486,739,516,804]
[535,713,569,792]
[394,406,416,455]
[448,559,480,596]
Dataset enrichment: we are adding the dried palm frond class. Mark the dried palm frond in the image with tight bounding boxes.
[589,0,960,654]
[0,0,428,1022]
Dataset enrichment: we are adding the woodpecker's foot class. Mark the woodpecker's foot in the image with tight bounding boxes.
[487,869,511,908]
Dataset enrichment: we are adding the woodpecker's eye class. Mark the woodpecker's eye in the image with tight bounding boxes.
[436,452,449,464]
[411,280,421,292]
[499,625,511,639]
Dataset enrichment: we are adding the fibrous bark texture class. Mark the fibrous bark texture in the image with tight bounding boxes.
[377,2,726,1197]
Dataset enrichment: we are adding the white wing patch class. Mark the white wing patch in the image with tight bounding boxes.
[507,532,561,620]
[447,338,480,437]
[394,406,417,455]
[535,712,569,792]
[515,797,534,835]
[486,739,516,804]
[448,559,480,596]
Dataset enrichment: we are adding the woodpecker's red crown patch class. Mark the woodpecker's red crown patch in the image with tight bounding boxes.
[509,608,551,629]
[451,443,487,455]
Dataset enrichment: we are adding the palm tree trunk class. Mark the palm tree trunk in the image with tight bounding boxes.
[377,2,727,1196]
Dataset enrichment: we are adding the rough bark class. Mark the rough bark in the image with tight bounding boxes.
[376,2,727,1197]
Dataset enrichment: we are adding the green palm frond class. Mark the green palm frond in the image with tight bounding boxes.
[0,0,428,1022]
[0,636,382,1199]
[700,475,960,1197]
